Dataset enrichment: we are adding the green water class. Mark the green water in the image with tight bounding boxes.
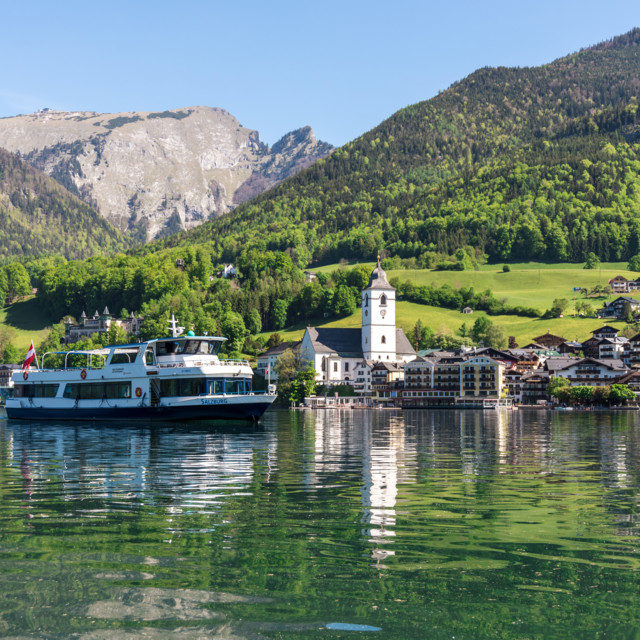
[1,409,640,638]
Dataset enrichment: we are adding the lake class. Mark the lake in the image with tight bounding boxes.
[1,408,640,639]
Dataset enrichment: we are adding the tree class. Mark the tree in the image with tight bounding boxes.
[483,324,507,349]
[266,332,283,349]
[246,308,262,335]
[107,323,129,345]
[548,377,571,404]
[220,310,247,353]
[549,298,569,317]
[273,348,306,403]
[628,253,640,272]
[272,299,289,330]
[502,264,511,273]
[4,263,31,304]
[471,315,492,344]
[571,385,594,405]
[288,367,317,405]
[583,252,601,269]
[332,285,357,317]
[2,342,20,365]
[609,384,636,406]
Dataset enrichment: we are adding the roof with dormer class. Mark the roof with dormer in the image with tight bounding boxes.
[364,257,395,291]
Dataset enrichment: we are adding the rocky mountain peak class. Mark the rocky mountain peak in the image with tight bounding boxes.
[0,106,332,241]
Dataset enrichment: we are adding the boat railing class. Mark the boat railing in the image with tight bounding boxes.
[156,358,251,369]
[39,350,108,371]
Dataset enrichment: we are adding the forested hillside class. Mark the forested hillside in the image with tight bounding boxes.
[0,148,130,261]
[158,29,640,266]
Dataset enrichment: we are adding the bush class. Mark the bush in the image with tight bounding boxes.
[502,264,511,272]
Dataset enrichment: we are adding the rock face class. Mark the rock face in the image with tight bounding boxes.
[0,107,332,241]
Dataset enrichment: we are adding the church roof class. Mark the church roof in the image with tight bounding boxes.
[365,257,395,291]
[306,328,363,357]
[395,328,416,356]
[305,327,416,358]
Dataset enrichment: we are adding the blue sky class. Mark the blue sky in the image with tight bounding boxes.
[1,1,638,147]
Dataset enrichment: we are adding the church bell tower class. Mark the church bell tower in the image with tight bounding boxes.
[362,257,396,361]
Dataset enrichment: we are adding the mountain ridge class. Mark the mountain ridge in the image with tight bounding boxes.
[0,106,332,241]
[158,28,640,266]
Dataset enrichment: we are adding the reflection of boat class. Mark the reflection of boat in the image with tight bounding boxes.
[6,333,276,422]
[482,398,515,410]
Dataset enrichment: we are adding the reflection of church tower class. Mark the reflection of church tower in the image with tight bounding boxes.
[362,257,396,361]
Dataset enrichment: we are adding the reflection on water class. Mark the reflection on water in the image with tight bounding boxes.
[2,409,640,638]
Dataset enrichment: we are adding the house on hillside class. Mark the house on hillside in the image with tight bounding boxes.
[596,296,639,319]
[532,333,567,350]
[609,275,630,293]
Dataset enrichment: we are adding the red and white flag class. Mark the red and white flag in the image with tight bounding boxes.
[22,341,36,370]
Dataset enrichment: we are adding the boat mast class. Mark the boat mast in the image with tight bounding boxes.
[168,314,185,338]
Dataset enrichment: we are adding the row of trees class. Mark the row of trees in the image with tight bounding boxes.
[548,377,636,406]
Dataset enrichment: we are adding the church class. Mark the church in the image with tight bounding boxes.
[300,258,416,391]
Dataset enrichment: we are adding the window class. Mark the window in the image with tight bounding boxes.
[381,335,386,344]
[380,294,387,306]
[345,363,350,372]
[14,384,60,398]
[159,377,250,397]
[333,362,338,372]
[364,294,368,307]
[63,382,131,399]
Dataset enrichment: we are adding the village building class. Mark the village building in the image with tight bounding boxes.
[557,341,582,355]
[545,356,628,386]
[582,326,625,360]
[256,341,301,381]
[623,333,640,368]
[371,362,404,403]
[300,259,416,389]
[532,332,568,350]
[609,275,630,293]
[596,296,639,319]
[597,336,628,360]
[401,350,506,408]
[520,370,551,405]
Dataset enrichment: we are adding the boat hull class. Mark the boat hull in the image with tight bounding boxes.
[5,397,276,422]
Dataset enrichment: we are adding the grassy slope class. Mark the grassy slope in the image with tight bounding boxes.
[0,297,52,352]
[2,262,635,356]
[275,262,634,346]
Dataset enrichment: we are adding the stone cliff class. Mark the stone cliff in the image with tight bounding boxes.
[0,107,332,241]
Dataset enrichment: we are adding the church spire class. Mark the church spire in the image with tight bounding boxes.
[365,254,394,291]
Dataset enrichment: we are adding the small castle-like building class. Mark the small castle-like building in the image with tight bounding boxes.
[63,307,143,343]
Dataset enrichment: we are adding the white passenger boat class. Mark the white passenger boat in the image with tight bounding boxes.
[6,332,277,422]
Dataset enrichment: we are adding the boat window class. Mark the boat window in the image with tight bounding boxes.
[159,377,206,397]
[184,341,201,354]
[225,379,244,395]
[158,377,250,397]
[110,348,139,364]
[145,349,156,365]
[63,382,132,399]
[13,384,60,398]
[156,339,222,356]
[209,379,225,395]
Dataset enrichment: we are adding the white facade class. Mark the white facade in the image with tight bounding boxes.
[362,287,396,361]
[300,259,416,391]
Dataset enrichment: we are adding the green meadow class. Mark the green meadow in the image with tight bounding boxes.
[0,297,52,353]
[2,262,637,356]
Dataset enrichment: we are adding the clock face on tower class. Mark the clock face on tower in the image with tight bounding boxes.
[380,309,386,318]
